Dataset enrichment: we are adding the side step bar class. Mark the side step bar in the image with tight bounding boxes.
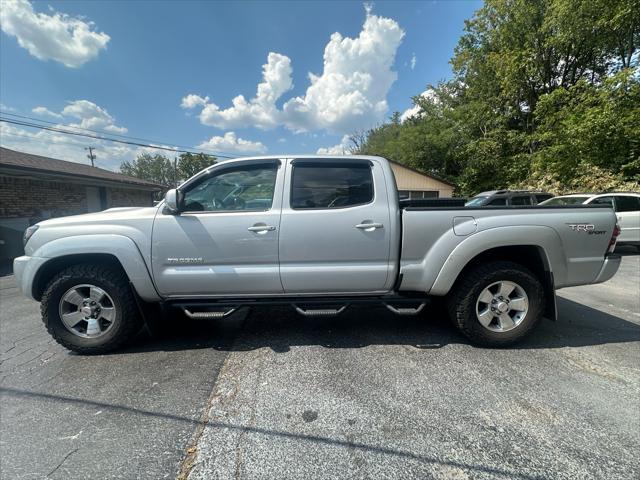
[383,302,426,316]
[182,307,238,319]
[293,304,348,317]
[172,294,430,319]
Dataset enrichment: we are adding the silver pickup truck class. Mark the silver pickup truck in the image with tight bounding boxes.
[14,155,621,353]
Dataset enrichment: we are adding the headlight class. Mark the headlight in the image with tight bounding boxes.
[23,225,39,247]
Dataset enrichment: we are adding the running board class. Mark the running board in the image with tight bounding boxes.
[182,307,238,319]
[293,304,348,317]
[383,302,426,315]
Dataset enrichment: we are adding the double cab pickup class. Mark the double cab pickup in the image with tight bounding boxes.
[14,156,621,353]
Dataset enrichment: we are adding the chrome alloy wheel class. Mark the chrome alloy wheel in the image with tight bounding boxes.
[475,280,529,332]
[58,284,116,338]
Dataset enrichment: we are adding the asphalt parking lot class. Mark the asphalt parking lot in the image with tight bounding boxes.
[1,250,639,479]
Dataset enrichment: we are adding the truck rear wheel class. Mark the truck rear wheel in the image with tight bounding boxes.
[41,264,142,354]
[446,261,544,347]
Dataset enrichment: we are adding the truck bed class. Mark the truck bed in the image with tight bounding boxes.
[398,204,617,294]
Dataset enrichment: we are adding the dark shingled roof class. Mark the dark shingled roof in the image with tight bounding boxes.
[0,147,163,190]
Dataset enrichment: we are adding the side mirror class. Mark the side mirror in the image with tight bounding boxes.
[164,189,181,213]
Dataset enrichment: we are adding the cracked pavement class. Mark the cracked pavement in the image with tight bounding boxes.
[1,250,639,479]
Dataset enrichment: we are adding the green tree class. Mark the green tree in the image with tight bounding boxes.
[120,153,176,187]
[357,0,640,195]
[177,152,217,181]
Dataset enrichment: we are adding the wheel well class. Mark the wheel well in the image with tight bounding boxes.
[32,254,128,301]
[453,245,556,320]
[457,245,549,282]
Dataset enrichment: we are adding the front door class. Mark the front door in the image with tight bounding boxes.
[278,159,392,293]
[151,160,284,296]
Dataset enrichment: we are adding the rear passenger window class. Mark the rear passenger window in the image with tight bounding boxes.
[614,196,640,212]
[290,162,373,209]
[511,196,532,205]
[487,198,507,206]
[535,194,553,203]
[590,196,614,207]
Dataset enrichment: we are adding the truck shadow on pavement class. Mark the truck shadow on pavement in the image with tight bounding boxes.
[124,297,640,354]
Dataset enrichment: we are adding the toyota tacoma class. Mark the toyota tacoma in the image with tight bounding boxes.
[13,155,621,353]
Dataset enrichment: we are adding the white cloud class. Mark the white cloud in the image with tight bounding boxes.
[182,7,403,135]
[62,100,128,134]
[32,106,63,119]
[0,121,136,170]
[1,103,17,112]
[1,100,138,170]
[180,94,210,109]
[317,134,352,155]
[197,132,267,155]
[0,0,110,68]
[400,89,437,122]
[188,52,293,130]
[410,53,417,70]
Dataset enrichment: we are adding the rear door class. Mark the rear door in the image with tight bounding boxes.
[278,158,392,293]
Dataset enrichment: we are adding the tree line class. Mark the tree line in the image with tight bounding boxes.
[354,0,639,195]
[120,152,216,187]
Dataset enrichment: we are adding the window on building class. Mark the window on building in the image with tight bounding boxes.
[399,190,440,200]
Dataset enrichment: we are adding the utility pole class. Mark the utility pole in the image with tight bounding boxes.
[174,156,178,187]
[85,147,96,167]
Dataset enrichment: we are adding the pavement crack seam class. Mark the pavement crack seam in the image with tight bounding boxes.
[176,356,235,480]
[46,447,78,479]
[176,310,251,480]
[234,347,266,480]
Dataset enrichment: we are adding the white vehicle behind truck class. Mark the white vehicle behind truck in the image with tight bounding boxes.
[540,193,640,250]
[14,156,621,353]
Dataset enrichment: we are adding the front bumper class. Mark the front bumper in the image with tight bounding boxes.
[13,255,49,301]
[593,254,621,284]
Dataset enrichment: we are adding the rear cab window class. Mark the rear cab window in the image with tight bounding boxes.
[614,195,640,212]
[290,160,374,209]
[510,195,533,206]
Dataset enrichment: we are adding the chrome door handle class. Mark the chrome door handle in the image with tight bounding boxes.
[248,225,276,232]
[355,222,383,230]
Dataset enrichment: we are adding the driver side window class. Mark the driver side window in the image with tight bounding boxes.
[182,163,278,212]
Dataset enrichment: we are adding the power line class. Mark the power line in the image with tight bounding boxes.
[1,130,96,149]
[0,110,237,158]
[2,110,234,157]
[0,112,238,159]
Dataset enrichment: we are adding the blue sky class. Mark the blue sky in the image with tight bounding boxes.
[1,0,481,170]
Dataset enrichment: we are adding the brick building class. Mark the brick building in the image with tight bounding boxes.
[0,147,163,260]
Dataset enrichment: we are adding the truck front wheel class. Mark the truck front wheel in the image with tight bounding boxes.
[446,261,544,347]
[41,264,142,354]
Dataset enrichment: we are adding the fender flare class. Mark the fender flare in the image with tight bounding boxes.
[428,225,566,296]
[32,234,160,302]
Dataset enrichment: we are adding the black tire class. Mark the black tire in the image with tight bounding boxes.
[446,261,544,347]
[41,264,142,354]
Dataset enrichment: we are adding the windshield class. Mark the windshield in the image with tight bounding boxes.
[540,196,589,206]
[465,196,488,206]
